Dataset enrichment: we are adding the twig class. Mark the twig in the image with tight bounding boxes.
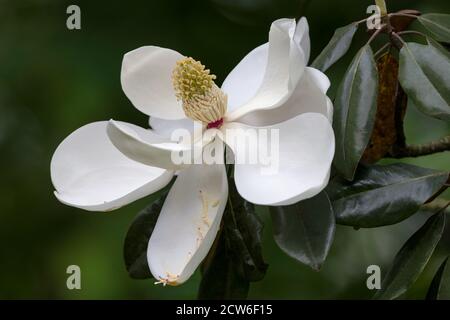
[389,136,450,158]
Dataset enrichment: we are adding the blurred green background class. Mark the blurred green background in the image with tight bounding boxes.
[0,0,449,299]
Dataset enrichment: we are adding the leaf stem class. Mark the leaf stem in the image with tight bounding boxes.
[389,135,450,158]
[356,17,369,25]
[374,42,391,58]
[375,0,388,16]
[367,25,387,45]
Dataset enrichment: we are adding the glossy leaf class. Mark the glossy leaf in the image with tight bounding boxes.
[123,193,166,279]
[418,13,450,43]
[270,191,335,271]
[327,163,448,228]
[311,23,358,72]
[198,231,249,300]
[223,179,268,282]
[427,38,450,59]
[399,42,450,122]
[426,256,450,300]
[373,213,446,300]
[199,179,267,299]
[333,45,378,180]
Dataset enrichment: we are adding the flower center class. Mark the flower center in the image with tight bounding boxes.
[172,57,227,125]
[206,118,224,129]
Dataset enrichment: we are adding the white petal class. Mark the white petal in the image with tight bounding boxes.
[51,122,173,212]
[233,67,333,126]
[107,120,206,170]
[223,18,306,117]
[148,118,208,149]
[221,43,268,112]
[149,117,203,142]
[223,113,335,206]
[306,66,331,93]
[294,17,311,64]
[147,161,228,285]
[121,46,185,120]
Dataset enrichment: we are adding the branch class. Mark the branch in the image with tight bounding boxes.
[389,135,450,158]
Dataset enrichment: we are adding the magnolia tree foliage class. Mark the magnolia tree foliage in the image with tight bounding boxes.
[122,3,450,299]
[51,0,450,300]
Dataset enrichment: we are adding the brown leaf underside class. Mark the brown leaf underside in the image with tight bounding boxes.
[361,52,407,164]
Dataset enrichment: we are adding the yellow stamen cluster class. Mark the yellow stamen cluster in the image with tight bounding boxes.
[172,57,227,124]
[172,57,216,100]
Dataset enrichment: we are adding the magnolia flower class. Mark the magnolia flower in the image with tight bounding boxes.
[50,17,334,286]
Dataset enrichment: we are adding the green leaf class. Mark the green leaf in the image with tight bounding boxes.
[270,191,335,271]
[426,256,450,300]
[311,23,358,72]
[418,13,450,43]
[399,42,450,122]
[327,163,448,228]
[373,212,446,300]
[123,193,167,279]
[223,179,268,281]
[198,179,267,299]
[427,37,450,60]
[333,45,378,180]
[198,231,249,300]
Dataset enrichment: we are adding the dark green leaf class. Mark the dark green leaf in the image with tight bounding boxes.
[427,37,450,60]
[418,13,450,43]
[327,163,448,228]
[333,45,378,180]
[198,232,249,300]
[311,23,358,72]
[123,193,167,279]
[223,179,268,281]
[399,42,450,122]
[198,179,267,299]
[270,191,335,271]
[426,256,450,300]
[373,212,446,300]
